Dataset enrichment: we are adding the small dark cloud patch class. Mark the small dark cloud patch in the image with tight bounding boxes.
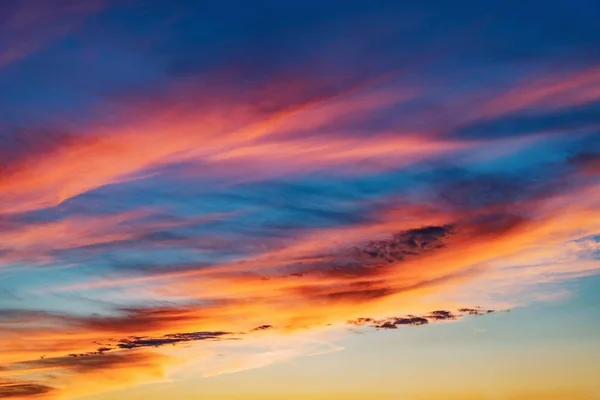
[393,316,430,326]
[358,225,454,264]
[280,225,459,306]
[458,307,495,315]
[348,315,429,330]
[288,224,455,283]
[251,324,273,331]
[349,317,375,325]
[348,308,495,330]
[426,310,457,320]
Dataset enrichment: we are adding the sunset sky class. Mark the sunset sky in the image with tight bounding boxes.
[1,1,600,399]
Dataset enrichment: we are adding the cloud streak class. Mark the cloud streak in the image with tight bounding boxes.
[348,308,496,329]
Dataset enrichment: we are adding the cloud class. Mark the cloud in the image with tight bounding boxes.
[426,310,457,320]
[1,351,174,399]
[358,225,454,263]
[107,331,232,351]
[0,379,54,398]
[348,308,495,329]
[251,325,273,331]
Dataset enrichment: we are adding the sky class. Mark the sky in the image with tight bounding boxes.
[1,1,600,399]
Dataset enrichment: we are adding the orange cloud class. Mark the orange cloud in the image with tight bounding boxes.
[0,351,175,400]
[15,176,594,372]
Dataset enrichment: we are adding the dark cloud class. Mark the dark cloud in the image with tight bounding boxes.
[348,315,429,330]
[251,325,273,331]
[392,316,430,326]
[426,310,457,320]
[114,331,230,350]
[67,329,253,357]
[284,225,455,283]
[358,225,454,264]
[374,316,430,329]
[348,308,495,329]
[458,307,495,315]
